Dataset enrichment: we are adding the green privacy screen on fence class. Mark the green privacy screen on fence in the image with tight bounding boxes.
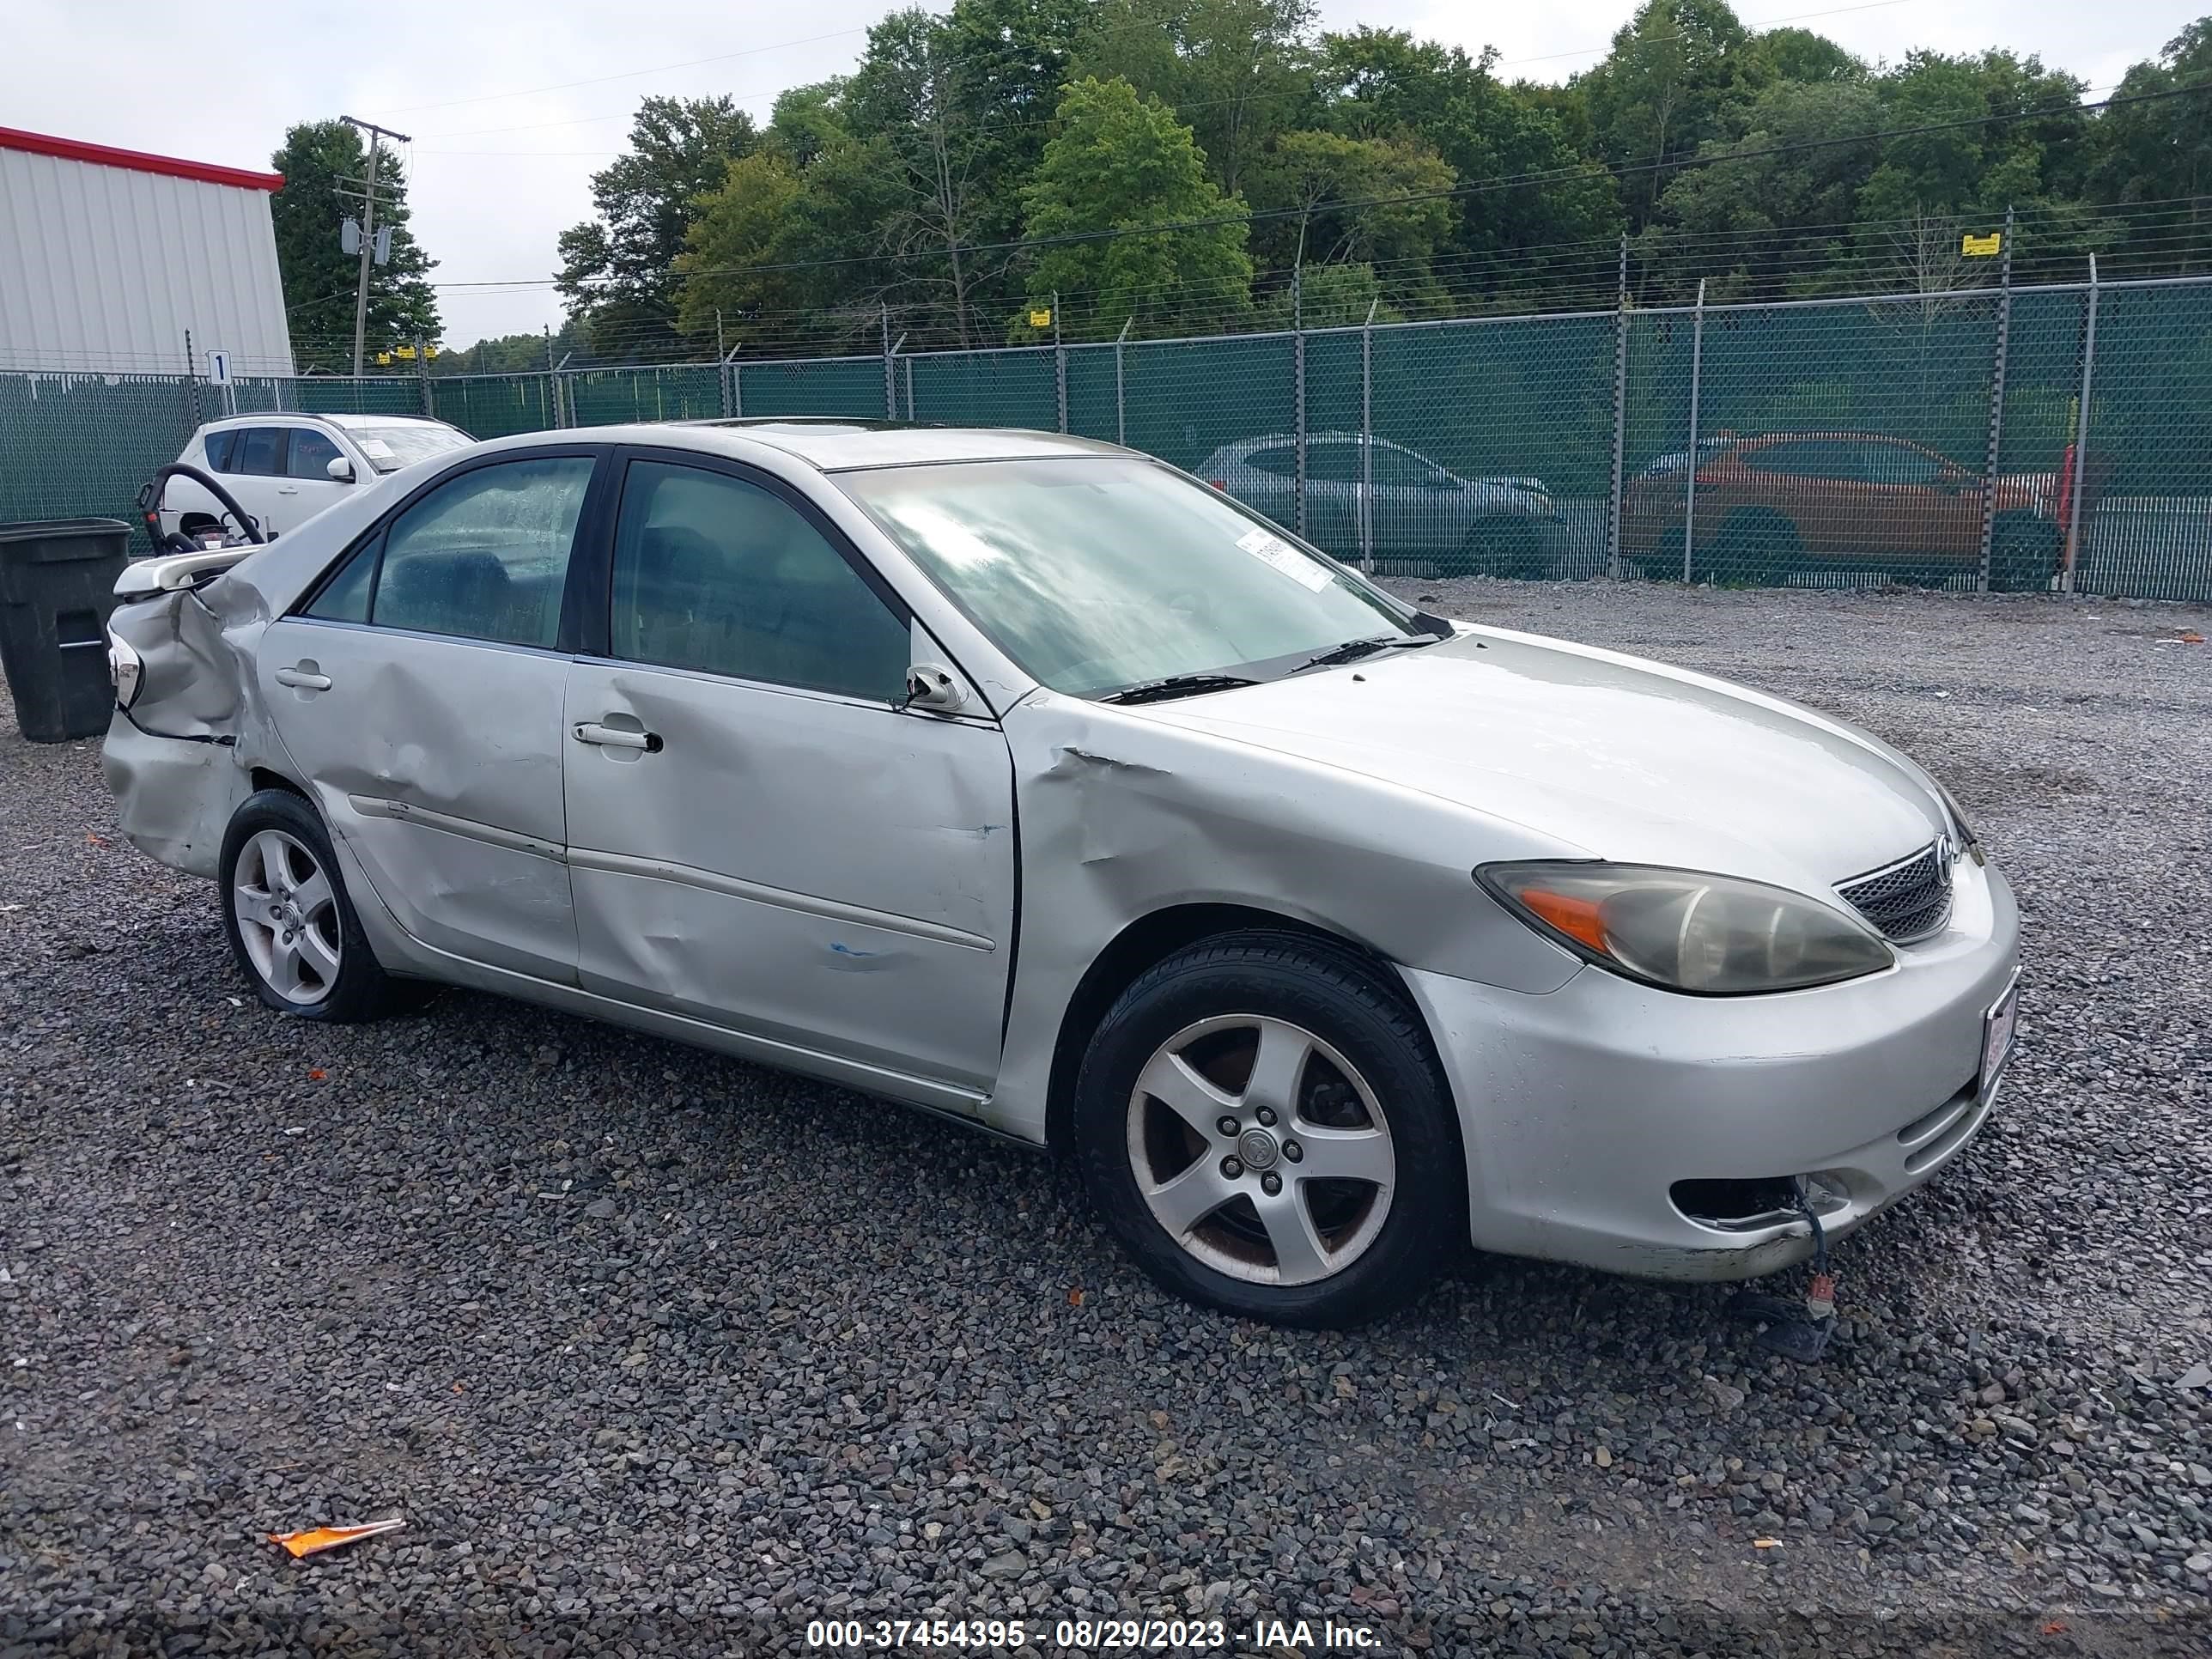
[2,275,2205,600]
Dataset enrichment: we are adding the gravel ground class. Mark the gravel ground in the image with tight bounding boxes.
[3,581,2210,1657]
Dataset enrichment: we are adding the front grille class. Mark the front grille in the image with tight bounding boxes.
[1837,839,1954,943]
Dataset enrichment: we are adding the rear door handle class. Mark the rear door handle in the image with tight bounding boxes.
[572,721,662,752]
[276,486,301,495]
[274,665,331,690]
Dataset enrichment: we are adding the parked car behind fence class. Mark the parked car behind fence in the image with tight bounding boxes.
[1200,433,1565,579]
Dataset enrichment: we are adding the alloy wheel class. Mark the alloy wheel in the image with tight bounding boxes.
[231,829,343,1005]
[1124,1013,1396,1286]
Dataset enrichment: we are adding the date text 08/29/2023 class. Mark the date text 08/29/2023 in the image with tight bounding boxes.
[803,1616,1385,1650]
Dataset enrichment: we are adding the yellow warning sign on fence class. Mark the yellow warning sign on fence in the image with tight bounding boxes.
[1029,308,1053,329]
[1961,233,2002,258]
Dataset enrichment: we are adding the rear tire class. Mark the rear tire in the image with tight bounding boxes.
[1443,517,1549,580]
[1988,511,2059,592]
[218,789,417,1023]
[1073,931,1463,1328]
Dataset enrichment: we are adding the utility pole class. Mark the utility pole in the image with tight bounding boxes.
[341,115,410,380]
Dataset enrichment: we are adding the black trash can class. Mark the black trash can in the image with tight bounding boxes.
[0,518,132,743]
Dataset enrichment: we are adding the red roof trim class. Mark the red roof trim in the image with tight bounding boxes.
[0,126,283,192]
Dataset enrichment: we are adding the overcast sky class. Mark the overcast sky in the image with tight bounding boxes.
[14,0,2203,347]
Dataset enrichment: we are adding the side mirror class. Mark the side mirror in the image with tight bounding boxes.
[326,456,356,483]
[904,663,969,714]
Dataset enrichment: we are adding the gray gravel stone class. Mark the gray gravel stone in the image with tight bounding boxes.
[3,581,2209,1655]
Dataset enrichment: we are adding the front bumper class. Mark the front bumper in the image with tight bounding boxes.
[1402,853,2020,1280]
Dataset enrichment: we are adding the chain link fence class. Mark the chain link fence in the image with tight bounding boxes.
[3,274,2206,600]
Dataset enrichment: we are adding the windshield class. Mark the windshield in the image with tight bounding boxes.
[836,458,1423,698]
[349,424,472,473]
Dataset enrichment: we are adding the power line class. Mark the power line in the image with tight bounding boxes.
[367,26,876,118]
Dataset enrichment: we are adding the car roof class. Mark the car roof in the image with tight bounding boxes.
[577,418,1129,472]
[197,412,455,433]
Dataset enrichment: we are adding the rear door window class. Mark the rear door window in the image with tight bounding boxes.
[233,428,287,477]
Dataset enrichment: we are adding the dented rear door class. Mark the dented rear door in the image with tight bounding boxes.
[559,452,1016,1095]
[254,449,605,985]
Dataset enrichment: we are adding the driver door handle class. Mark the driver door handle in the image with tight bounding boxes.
[276,486,301,495]
[573,721,662,752]
[274,665,331,690]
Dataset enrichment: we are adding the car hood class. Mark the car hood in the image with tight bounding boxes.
[1138,626,1949,893]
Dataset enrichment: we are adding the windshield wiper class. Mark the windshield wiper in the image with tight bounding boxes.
[1293,634,1440,672]
[1099,672,1261,706]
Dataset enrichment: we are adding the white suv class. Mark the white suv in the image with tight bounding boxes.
[161,413,473,542]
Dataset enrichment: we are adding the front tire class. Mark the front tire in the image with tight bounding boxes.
[1705,508,1802,586]
[218,789,412,1023]
[1073,932,1463,1328]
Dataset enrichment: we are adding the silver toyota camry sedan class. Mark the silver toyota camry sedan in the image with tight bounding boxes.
[101,422,2021,1328]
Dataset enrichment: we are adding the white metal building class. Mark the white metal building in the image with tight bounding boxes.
[0,125,293,377]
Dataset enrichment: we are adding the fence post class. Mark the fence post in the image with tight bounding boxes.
[1054,293,1068,434]
[414,337,432,417]
[1682,278,1706,583]
[720,343,740,418]
[184,330,202,427]
[881,304,896,420]
[1292,264,1307,538]
[2062,253,2100,592]
[553,353,573,429]
[1115,316,1132,447]
[903,355,914,422]
[1360,297,1376,570]
[1606,235,1629,580]
[731,357,743,420]
[1974,205,2016,592]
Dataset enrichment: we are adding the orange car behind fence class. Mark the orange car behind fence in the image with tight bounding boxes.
[1621,432,2063,589]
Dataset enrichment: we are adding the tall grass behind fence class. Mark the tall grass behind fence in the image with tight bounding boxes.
[2,276,2206,600]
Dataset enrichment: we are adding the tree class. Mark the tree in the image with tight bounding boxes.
[1018,76,1255,338]
[1577,0,1760,229]
[1641,78,1884,297]
[269,121,439,373]
[1079,0,1321,197]
[1246,129,1455,272]
[1312,28,1620,304]
[842,9,1006,345]
[2084,21,2212,274]
[556,96,757,362]
[675,152,843,348]
[431,320,589,375]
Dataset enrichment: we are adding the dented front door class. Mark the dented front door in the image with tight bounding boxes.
[557,453,1016,1094]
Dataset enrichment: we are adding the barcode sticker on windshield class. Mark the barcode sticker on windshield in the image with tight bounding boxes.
[1236,527,1332,591]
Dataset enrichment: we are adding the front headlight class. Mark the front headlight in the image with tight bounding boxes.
[1477,860,1895,994]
